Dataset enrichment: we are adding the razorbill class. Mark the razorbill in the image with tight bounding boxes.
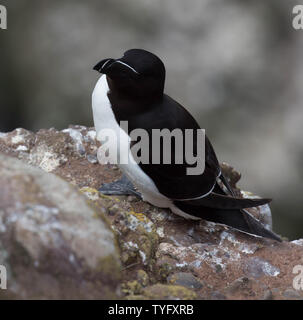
[92,49,281,241]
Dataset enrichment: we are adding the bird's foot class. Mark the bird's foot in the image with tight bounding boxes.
[98,174,142,199]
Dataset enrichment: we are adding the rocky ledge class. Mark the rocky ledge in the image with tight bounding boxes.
[0,126,303,300]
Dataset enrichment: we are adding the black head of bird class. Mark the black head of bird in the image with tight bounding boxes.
[93,49,166,101]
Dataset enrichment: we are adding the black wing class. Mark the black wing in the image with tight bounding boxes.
[119,94,221,200]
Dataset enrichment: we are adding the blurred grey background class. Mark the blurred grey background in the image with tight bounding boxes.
[0,0,302,239]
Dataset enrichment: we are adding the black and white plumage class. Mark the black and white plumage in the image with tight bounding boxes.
[92,49,281,241]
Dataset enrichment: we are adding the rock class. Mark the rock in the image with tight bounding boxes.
[210,291,227,300]
[142,284,197,300]
[1,126,303,300]
[224,277,255,298]
[292,239,303,246]
[262,289,273,300]
[0,153,120,299]
[86,154,98,164]
[243,257,280,279]
[167,272,203,289]
[283,289,303,300]
[136,269,149,287]
[122,280,143,296]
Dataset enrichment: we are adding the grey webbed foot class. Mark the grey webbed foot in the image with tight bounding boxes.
[98,174,142,199]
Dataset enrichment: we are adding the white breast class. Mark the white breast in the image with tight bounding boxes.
[92,75,170,208]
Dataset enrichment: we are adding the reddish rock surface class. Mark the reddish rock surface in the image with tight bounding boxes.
[1,126,303,300]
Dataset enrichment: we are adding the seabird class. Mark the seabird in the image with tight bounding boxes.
[92,48,281,241]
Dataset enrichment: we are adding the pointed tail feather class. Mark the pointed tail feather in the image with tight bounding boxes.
[241,209,282,241]
[183,192,272,210]
[217,174,281,240]
[174,173,280,241]
[173,201,282,241]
